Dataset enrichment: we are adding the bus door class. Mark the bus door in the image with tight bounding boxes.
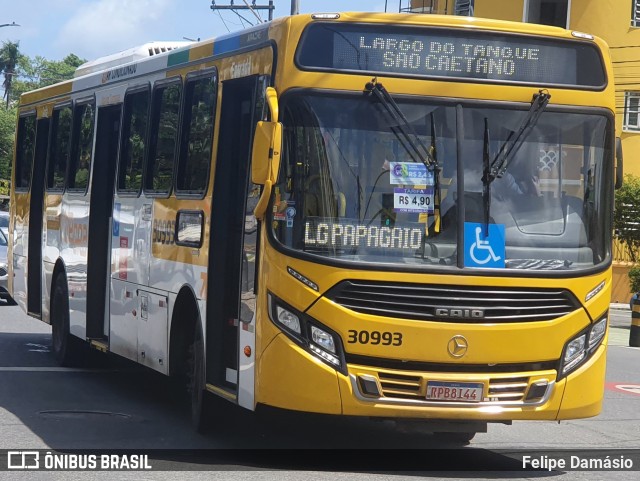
[207,75,266,401]
[27,118,50,317]
[86,104,121,343]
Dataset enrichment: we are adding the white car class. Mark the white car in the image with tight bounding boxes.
[0,211,8,238]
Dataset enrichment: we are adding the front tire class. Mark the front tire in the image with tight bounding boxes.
[187,323,210,432]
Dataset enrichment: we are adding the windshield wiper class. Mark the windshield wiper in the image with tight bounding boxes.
[364,78,438,170]
[481,118,492,236]
[364,78,442,235]
[486,89,551,185]
[481,89,551,235]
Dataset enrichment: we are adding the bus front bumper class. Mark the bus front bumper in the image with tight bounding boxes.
[256,333,606,421]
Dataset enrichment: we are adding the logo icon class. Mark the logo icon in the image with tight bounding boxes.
[464,222,505,268]
[7,451,39,470]
[447,335,468,358]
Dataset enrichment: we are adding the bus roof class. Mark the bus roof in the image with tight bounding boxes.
[73,41,193,78]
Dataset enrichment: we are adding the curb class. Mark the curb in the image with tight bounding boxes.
[610,303,630,311]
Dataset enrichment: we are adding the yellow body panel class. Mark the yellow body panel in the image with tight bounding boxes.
[257,334,342,414]
[151,197,211,266]
[255,235,610,420]
[556,344,607,420]
[278,13,614,107]
[20,82,73,107]
[256,314,608,421]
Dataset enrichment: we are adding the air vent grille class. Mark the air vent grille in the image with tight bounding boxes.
[326,280,580,322]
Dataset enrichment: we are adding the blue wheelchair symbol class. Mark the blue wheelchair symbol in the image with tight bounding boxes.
[464,222,505,268]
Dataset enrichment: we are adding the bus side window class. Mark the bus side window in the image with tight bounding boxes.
[118,86,150,195]
[15,114,37,192]
[47,104,73,193]
[176,70,218,195]
[68,101,95,193]
[145,79,182,196]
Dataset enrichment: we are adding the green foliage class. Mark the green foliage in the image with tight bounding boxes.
[614,174,640,263]
[629,266,640,294]
[0,106,16,192]
[0,45,86,188]
[0,40,21,108]
[10,53,87,103]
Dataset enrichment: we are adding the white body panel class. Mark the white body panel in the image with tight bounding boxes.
[62,196,91,339]
[137,289,169,374]
[110,279,139,361]
[238,309,256,410]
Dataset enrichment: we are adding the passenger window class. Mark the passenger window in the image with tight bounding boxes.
[145,80,182,195]
[15,114,37,191]
[68,101,95,192]
[47,104,73,192]
[176,72,217,195]
[118,88,150,194]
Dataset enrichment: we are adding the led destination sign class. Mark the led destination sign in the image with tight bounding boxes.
[297,23,606,88]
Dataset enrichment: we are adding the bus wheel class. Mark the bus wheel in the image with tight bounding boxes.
[187,323,210,432]
[432,431,476,445]
[51,275,82,366]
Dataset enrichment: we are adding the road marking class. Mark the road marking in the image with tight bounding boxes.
[25,343,50,352]
[606,382,640,396]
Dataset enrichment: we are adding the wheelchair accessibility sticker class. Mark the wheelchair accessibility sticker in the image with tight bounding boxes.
[464,222,505,268]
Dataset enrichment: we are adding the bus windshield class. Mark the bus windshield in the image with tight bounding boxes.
[271,92,612,272]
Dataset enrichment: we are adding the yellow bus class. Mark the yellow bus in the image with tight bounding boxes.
[10,12,620,441]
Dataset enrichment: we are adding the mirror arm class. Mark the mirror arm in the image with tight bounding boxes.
[266,87,279,123]
[253,179,272,220]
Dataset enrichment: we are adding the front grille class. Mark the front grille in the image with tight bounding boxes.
[325,280,580,322]
[345,353,558,373]
[375,372,529,403]
[378,372,422,400]
[487,377,528,402]
[0,266,6,276]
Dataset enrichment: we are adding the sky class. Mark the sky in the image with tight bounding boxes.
[0,0,393,63]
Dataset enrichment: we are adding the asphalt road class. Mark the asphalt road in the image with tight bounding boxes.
[0,304,638,480]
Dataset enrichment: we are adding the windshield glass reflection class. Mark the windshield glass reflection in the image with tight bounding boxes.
[270,93,612,272]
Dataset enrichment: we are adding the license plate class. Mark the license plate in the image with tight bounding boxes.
[426,381,483,402]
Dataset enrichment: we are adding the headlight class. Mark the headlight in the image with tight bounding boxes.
[275,305,301,334]
[311,325,336,353]
[559,313,607,379]
[588,317,607,350]
[562,334,586,375]
[268,293,346,373]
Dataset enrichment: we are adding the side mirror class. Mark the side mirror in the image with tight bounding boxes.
[615,137,623,190]
[251,121,282,185]
[251,87,282,219]
[251,121,274,185]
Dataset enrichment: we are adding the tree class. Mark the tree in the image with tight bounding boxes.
[0,51,85,189]
[613,174,640,262]
[0,106,16,193]
[0,40,20,108]
[9,53,86,104]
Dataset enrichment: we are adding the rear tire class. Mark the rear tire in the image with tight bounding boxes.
[51,274,83,366]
